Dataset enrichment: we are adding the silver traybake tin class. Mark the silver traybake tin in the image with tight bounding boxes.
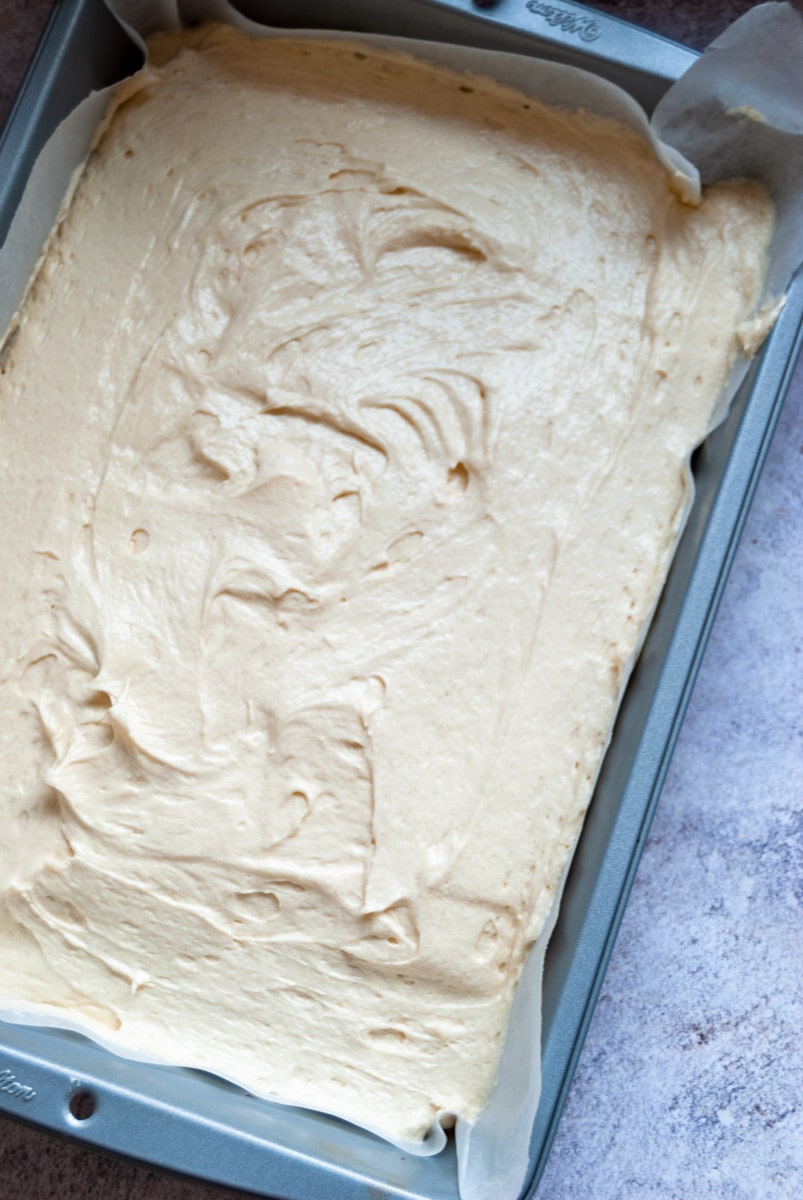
[0,2,801,1198]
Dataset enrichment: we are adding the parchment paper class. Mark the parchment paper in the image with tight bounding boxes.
[1,4,802,1198]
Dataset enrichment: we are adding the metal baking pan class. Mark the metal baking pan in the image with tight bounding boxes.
[0,2,801,1197]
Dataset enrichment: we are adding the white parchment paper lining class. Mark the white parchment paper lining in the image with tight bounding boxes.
[1,4,802,1198]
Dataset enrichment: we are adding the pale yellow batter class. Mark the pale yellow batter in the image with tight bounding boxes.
[0,25,774,1143]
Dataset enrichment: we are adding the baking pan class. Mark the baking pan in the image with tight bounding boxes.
[0,2,801,1198]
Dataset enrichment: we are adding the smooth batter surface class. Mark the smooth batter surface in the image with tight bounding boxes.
[0,25,774,1143]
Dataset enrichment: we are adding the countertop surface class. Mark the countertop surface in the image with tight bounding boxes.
[0,2,801,1198]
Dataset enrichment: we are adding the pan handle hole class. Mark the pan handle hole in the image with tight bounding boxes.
[69,1089,96,1121]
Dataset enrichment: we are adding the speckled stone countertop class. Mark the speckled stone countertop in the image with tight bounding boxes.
[0,3,801,1198]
